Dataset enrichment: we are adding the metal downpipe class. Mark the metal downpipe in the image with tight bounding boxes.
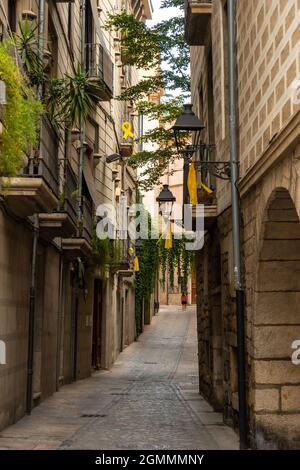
[227,0,248,449]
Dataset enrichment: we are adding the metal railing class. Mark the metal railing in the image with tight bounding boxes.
[64,160,78,225]
[24,115,59,197]
[82,196,93,242]
[63,161,93,242]
[120,113,134,146]
[85,43,114,96]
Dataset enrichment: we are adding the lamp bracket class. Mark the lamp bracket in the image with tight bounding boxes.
[195,161,232,180]
[179,143,232,180]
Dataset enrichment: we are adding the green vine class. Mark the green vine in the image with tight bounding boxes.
[133,204,194,334]
[158,237,193,294]
[0,42,42,176]
[92,223,122,279]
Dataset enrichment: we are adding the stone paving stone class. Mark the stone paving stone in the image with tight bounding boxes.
[0,306,238,450]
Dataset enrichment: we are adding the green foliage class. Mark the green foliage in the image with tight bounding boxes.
[105,0,190,188]
[13,22,103,133]
[134,217,160,335]
[62,64,104,125]
[13,21,45,87]
[106,11,161,69]
[45,65,105,132]
[133,207,194,334]
[0,42,42,176]
[158,237,194,294]
[92,223,122,280]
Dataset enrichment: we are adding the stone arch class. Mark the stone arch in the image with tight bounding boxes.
[252,187,300,449]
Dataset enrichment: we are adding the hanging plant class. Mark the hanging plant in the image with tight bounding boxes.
[0,42,42,176]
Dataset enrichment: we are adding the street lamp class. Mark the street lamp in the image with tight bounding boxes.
[156,184,176,217]
[173,104,205,153]
[172,103,231,181]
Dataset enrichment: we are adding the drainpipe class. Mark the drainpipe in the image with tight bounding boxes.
[56,253,64,391]
[37,0,45,100]
[71,261,79,382]
[26,0,44,413]
[26,214,39,414]
[227,0,248,449]
[78,0,86,227]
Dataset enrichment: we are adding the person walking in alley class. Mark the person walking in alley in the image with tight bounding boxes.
[181,293,188,311]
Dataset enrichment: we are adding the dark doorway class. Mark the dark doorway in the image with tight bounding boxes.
[92,279,102,369]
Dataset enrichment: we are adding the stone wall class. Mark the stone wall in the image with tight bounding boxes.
[0,209,32,430]
[189,0,300,448]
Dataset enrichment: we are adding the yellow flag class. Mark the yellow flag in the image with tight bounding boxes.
[187,162,198,206]
[134,255,139,272]
[165,221,173,249]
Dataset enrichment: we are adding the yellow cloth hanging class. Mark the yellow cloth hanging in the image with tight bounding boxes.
[134,255,139,272]
[199,176,213,194]
[165,221,173,249]
[187,161,198,206]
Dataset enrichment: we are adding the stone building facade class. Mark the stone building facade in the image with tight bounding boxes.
[186,0,300,448]
[0,0,152,431]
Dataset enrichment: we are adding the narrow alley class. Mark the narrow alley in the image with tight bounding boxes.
[0,307,237,450]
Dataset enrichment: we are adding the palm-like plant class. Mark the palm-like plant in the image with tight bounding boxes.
[63,64,104,126]
[13,21,45,87]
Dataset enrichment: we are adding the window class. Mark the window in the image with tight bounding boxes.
[68,2,73,52]
[8,0,17,33]
[45,15,58,78]
[85,1,94,73]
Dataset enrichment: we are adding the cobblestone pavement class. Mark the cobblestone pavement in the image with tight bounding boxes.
[0,306,238,450]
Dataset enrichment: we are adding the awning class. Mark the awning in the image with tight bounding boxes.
[83,158,99,206]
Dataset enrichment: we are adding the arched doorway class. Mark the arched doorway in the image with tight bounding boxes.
[253,187,300,448]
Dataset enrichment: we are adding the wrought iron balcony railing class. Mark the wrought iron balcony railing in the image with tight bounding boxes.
[85,43,114,100]
[24,115,59,198]
[82,195,93,242]
[63,160,78,225]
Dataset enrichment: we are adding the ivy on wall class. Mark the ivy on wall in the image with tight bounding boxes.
[134,236,160,335]
[159,237,194,294]
[92,224,122,280]
[0,42,42,176]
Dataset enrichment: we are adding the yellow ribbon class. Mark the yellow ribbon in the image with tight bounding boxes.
[122,121,134,140]
[199,177,213,194]
[187,162,198,206]
[165,221,173,250]
[134,255,140,272]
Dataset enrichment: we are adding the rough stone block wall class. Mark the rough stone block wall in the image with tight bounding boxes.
[0,211,32,431]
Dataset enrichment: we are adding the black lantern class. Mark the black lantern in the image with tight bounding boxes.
[156,184,176,216]
[172,104,205,153]
[173,103,231,181]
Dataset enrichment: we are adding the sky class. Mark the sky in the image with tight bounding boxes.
[147,0,181,27]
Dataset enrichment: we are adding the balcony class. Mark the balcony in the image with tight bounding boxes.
[63,160,78,227]
[81,196,93,243]
[120,114,134,157]
[184,0,212,46]
[61,160,94,257]
[85,43,114,101]
[0,115,59,218]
